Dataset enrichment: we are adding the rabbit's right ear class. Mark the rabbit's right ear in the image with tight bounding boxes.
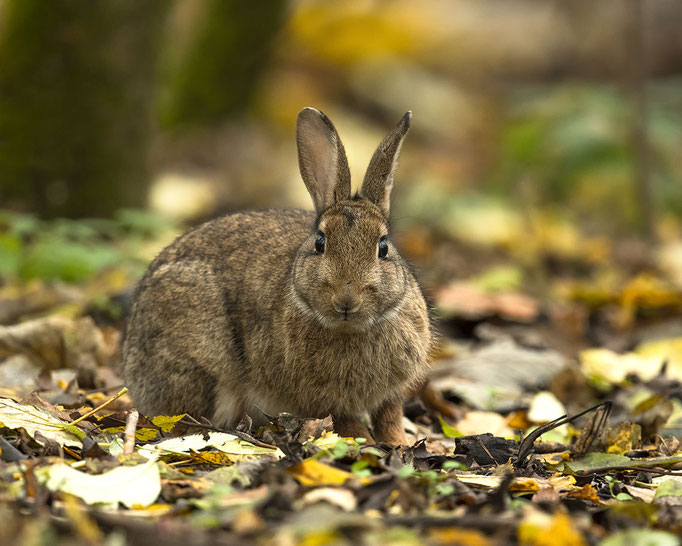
[297,107,351,214]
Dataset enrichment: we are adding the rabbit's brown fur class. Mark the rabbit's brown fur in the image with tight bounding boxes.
[123,108,432,444]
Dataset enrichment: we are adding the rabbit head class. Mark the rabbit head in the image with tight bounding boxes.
[291,108,412,332]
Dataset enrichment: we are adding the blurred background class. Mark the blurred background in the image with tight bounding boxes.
[1,0,682,356]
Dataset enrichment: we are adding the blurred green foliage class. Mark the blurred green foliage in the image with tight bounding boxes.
[0,209,175,283]
[483,83,682,229]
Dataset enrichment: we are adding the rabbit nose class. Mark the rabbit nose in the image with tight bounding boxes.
[331,293,362,316]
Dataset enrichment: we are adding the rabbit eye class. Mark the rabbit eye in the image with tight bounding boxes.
[378,237,389,259]
[314,232,325,254]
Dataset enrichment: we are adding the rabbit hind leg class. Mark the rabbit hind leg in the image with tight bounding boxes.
[371,398,408,446]
[124,261,231,422]
[333,414,374,443]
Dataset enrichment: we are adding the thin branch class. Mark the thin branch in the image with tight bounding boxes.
[71,387,128,426]
[123,410,139,454]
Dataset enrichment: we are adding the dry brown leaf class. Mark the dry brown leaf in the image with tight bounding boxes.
[436,282,538,322]
[456,411,515,438]
[0,316,106,371]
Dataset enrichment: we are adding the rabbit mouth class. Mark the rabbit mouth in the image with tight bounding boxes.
[333,310,365,327]
[291,287,376,330]
[329,315,370,332]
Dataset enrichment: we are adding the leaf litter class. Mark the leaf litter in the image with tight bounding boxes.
[2,230,682,544]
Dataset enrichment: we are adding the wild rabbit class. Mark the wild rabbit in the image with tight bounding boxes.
[123,108,432,445]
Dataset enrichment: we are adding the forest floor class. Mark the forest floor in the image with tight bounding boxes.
[1,209,682,545]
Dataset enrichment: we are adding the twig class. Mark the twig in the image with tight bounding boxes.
[516,414,568,465]
[123,410,139,454]
[177,418,225,433]
[177,418,278,450]
[231,430,278,450]
[62,446,82,461]
[475,436,499,466]
[166,458,193,467]
[71,387,128,426]
[515,401,612,466]
[572,401,611,457]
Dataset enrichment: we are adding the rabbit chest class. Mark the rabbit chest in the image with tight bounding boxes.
[243,301,431,418]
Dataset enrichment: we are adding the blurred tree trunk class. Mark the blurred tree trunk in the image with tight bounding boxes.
[0,0,170,218]
[161,0,286,129]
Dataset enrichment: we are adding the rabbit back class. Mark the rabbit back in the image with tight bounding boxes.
[123,209,314,424]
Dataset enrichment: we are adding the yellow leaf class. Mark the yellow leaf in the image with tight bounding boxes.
[605,422,642,454]
[438,415,463,438]
[636,337,682,370]
[519,512,587,546]
[618,274,682,327]
[633,394,664,414]
[428,527,492,546]
[580,349,665,385]
[566,484,602,504]
[189,449,233,467]
[135,428,158,441]
[507,411,531,430]
[151,414,186,433]
[63,494,103,544]
[456,411,515,438]
[102,426,124,434]
[548,474,576,490]
[509,479,540,493]
[288,459,355,487]
[299,531,342,546]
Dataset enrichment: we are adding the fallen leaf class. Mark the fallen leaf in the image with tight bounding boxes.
[151,414,186,433]
[518,511,587,546]
[617,274,682,327]
[456,411,515,438]
[189,449,233,467]
[436,282,538,322]
[456,474,577,494]
[605,422,642,454]
[527,392,566,425]
[102,426,159,442]
[302,487,357,511]
[653,477,682,506]
[138,432,283,461]
[563,452,682,473]
[0,397,83,447]
[428,527,493,546]
[0,316,106,371]
[288,459,356,487]
[580,337,682,385]
[600,529,680,546]
[438,416,463,438]
[565,484,602,504]
[37,457,161,508]
[431,339,565,411]
[623,484,656,503]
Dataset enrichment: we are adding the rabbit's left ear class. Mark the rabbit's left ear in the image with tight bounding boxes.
[360,112,411,217]
[297,107,351,215]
